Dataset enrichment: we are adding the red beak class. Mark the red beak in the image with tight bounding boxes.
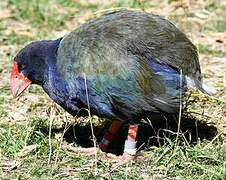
[10,61,32,97]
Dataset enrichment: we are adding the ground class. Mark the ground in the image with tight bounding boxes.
[0,0,226,179]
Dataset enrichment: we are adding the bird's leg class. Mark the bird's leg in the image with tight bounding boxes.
[110,124,138,167]
[63,120,123,155]
[99,120,123,152]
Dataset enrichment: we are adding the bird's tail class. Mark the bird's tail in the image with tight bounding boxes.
[186,76,216,95]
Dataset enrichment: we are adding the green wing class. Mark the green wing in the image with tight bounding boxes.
[56,10,200,113]
[57,10,200,77]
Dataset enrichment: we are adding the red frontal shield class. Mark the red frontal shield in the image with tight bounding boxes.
[10,61,32,97]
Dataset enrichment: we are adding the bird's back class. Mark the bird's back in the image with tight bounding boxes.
[58,10,200,79]
[56,10,202,120]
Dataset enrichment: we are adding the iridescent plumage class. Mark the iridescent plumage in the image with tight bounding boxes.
[55,10,202,121]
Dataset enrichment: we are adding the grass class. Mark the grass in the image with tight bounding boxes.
[0,118,225,179]
[9,0,73,30]
[0,0,226,179]
[198,44,226,58]
[203,19,226,33]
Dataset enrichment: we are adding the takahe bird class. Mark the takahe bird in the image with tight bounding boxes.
[10,10,211,165]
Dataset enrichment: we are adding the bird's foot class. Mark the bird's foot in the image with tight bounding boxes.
[62,143,113,156]
[63,143,136,167]
[62,144,99,156]
[106,152,136,168]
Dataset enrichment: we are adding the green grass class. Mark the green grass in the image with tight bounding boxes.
[7,0,148,31]
[1,0,226,179]
[0,119,226,179]
[0,118,48,156]
[198,44,226,58]
[203,19,226,33]
[8,0,73,30]
[0,85,10,118]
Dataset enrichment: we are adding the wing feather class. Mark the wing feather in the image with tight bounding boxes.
[56,10,198,116]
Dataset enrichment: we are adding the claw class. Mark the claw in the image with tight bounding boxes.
[62,145,99,156]
[104,152,136,167]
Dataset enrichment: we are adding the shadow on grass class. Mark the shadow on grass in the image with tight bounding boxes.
[62,114,217,155]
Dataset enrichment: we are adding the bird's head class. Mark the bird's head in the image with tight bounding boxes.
[10,39,61,97]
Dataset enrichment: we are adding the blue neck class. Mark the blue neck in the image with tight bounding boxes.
[42,38,84,115]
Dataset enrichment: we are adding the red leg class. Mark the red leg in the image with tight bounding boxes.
[63,120,123,155]
[99,120,123,152]
[111,124,139,167]
[124,124,138,155]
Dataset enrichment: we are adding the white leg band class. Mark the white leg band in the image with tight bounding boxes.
[124,140,137,155]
